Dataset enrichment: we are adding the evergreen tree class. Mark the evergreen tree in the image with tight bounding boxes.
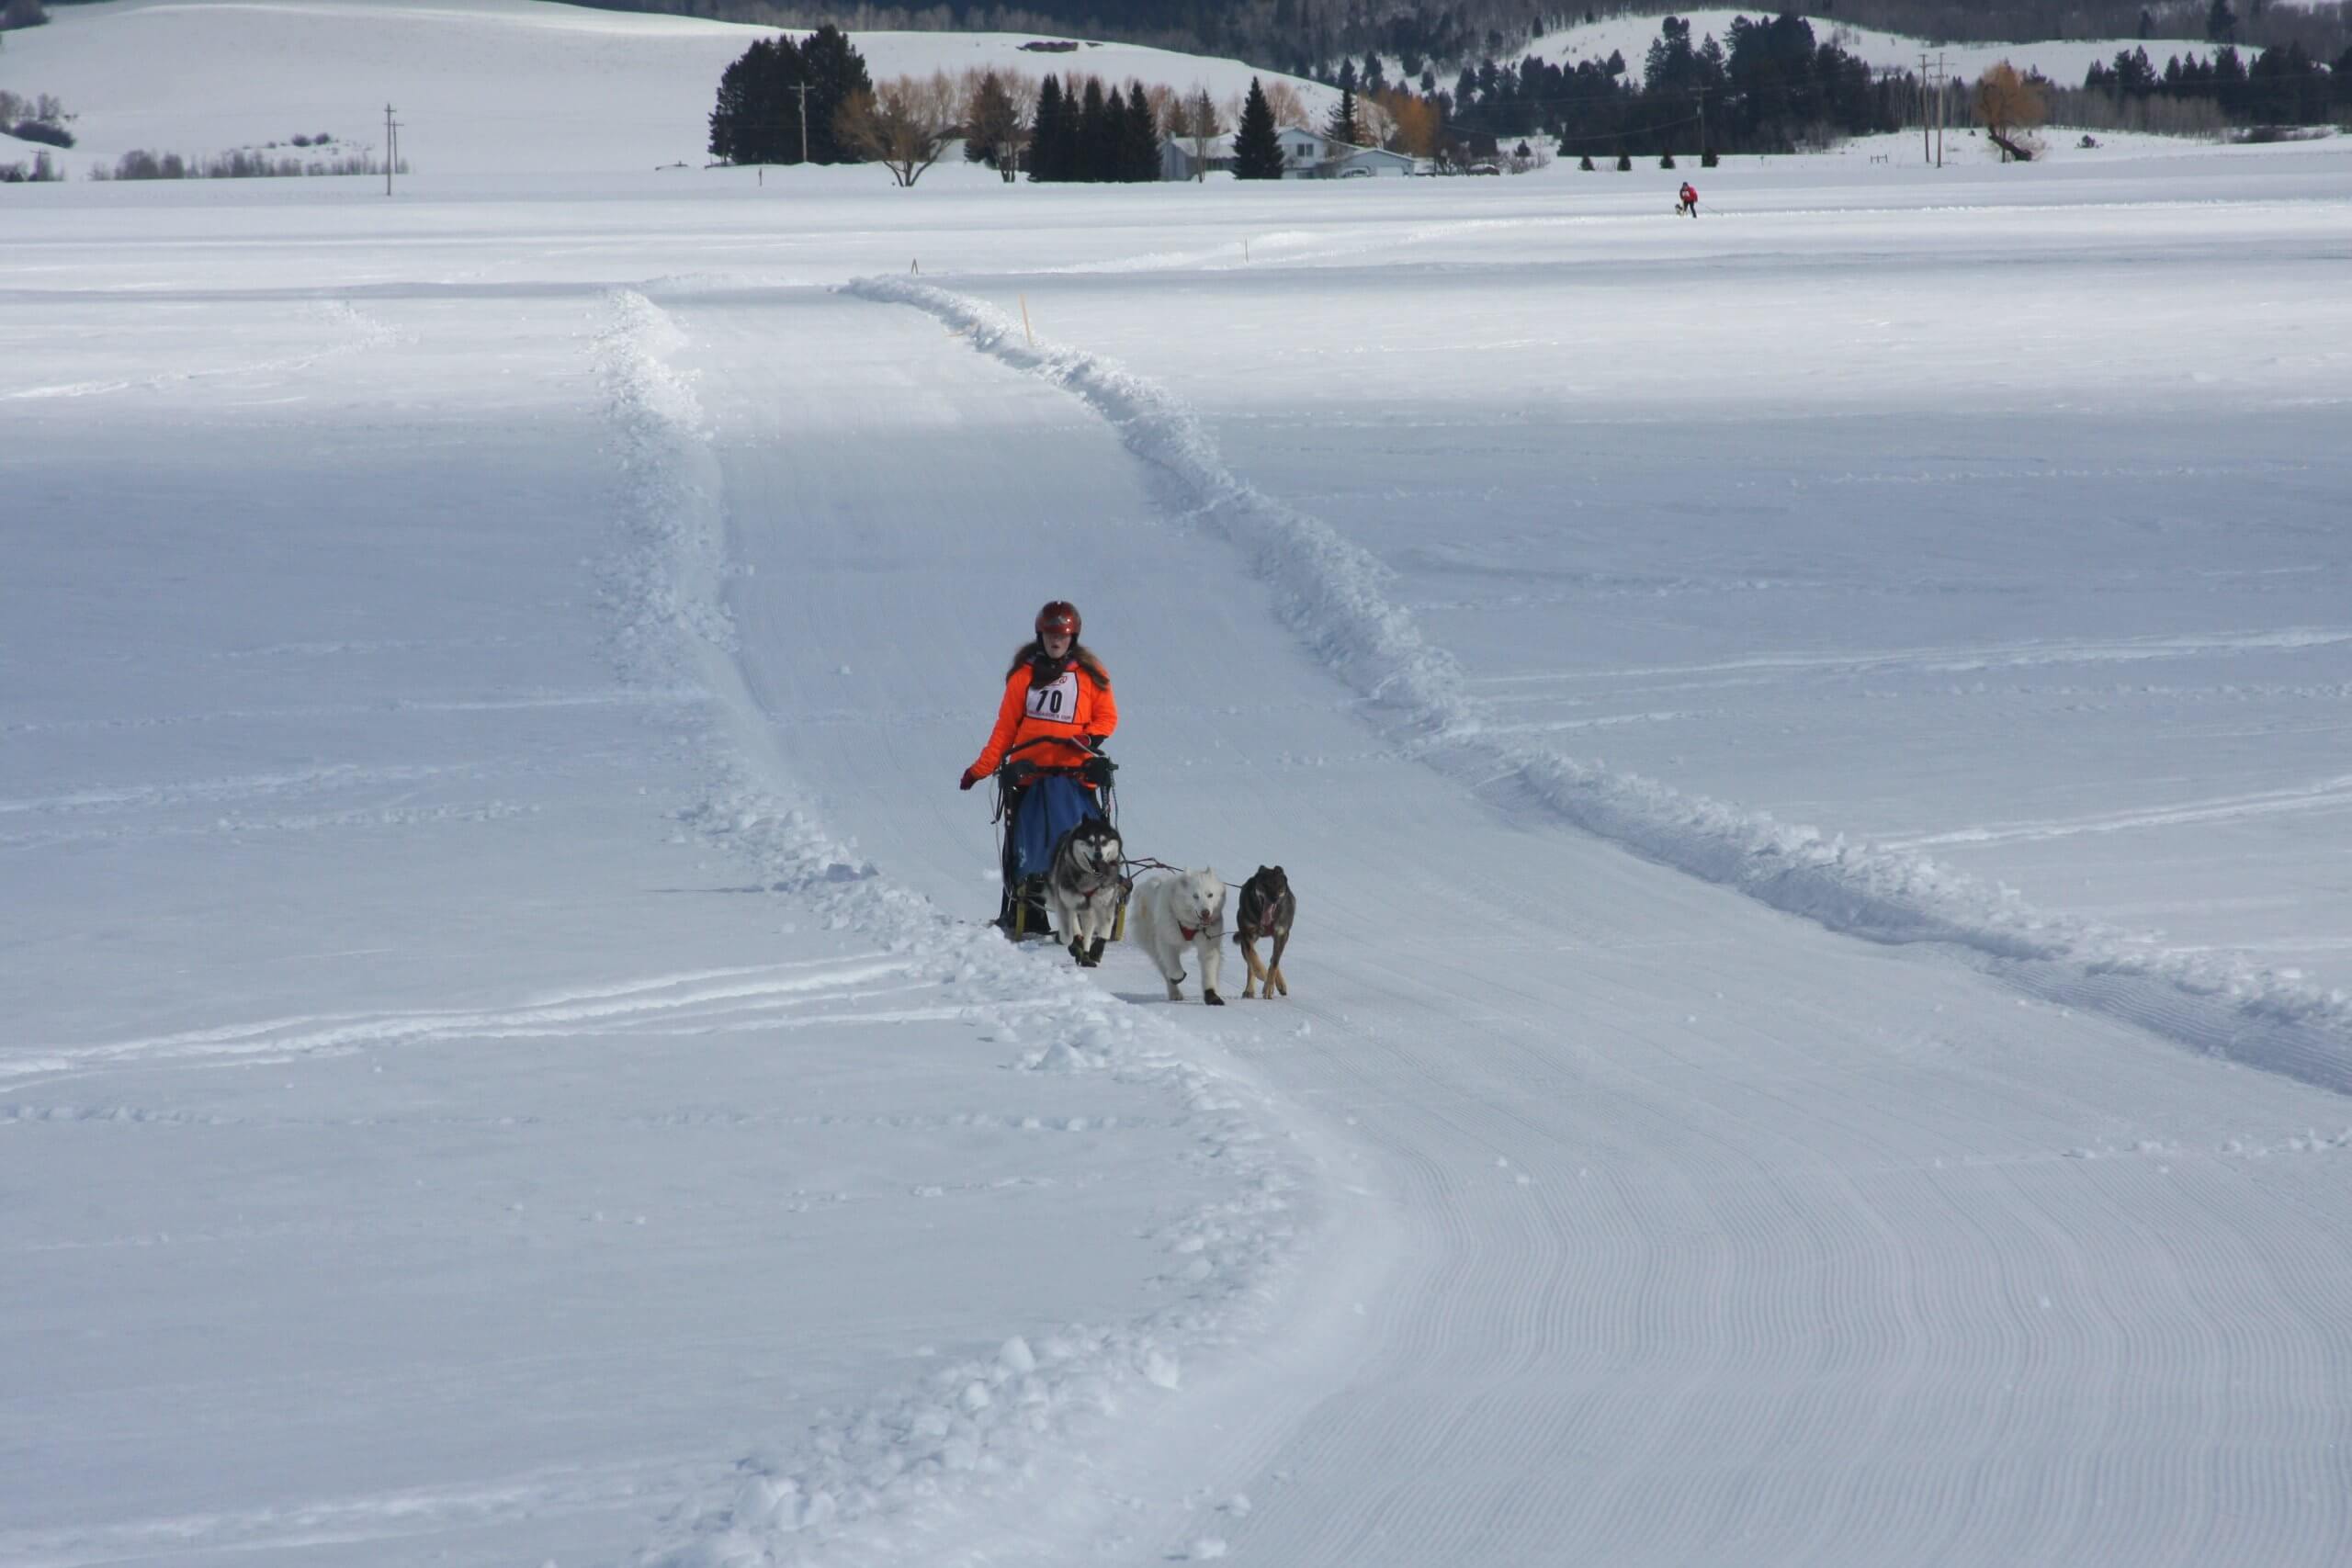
[2213,43,2248,118]
[708,28,876,166]
[965,70,1022,169]
[1123,82,1161,180]
[1233,78,1285,178]
[2207,0,2236,43]
[709,36,797,164]
[709,41,759,164]
[1078,76,1111,181]
[1326,85,1363,145]
[1031,74,1069,180]
[798,25,873,165]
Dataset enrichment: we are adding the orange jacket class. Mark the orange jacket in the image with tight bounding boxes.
[969,657,1117,780]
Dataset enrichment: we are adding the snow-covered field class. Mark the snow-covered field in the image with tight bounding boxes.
[6,3,2352,1567]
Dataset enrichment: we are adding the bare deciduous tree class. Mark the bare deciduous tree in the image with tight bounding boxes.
[1261,80,1311,130]
[1973,61,2048,159]
[836,71,962,186]
[1374,88,1442,157]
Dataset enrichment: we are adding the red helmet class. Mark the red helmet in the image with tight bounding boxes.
[1035,600,1080,639]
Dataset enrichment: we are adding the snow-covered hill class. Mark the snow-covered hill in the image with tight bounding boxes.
[2,0,1337,173]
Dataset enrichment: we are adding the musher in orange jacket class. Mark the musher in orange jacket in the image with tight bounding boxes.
[960,601,1118,932]
[960,600,1118,788]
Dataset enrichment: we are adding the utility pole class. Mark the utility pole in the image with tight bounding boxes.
[1935,51,1948,167]
[383,102,400,196]
[1918,52,1931,164]
[791,81,811,164]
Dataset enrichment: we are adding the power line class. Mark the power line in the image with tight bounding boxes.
[1549,110,1705,146]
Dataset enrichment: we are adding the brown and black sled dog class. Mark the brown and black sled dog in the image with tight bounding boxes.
[1233,865,1295,998]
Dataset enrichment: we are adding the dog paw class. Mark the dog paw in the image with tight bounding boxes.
[1204,990,1225,1006]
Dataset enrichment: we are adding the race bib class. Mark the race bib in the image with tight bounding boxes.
[1024,670,1080,726]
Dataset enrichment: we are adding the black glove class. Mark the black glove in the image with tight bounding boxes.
[1080,755,1116,786]
[959,766,983,792]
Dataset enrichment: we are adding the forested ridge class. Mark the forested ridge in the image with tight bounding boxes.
[568,0,2347,78]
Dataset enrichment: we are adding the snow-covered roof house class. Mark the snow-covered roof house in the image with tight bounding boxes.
[1329,142,1417,177]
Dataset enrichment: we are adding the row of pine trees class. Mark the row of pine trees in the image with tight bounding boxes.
[1026,76,1161,182]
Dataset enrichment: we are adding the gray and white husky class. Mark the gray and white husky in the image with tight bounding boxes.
[1046,817,1125,968]
[1127,866,1226,1005]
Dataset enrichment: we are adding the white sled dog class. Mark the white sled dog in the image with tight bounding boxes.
[1046,817,1125,968]
[1127,867,1227,1005]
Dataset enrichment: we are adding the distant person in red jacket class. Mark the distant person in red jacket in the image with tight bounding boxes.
[1678,180,1699,218]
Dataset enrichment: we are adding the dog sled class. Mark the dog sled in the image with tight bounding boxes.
[988,734,1129,953]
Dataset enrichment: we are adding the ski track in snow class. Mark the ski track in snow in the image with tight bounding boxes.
[0,761,475,817]
[6,957,933,1085]
[845,274,2352,1098]
[592,288,1335,1568]
[1886,773,2352,849]
[0,300,404,401]
[0,1459,695,1568]
[1471,626,2352,686]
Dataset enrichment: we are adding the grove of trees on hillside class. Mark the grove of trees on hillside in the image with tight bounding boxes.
[591,0,2352,95]
[1459,14,1901,158]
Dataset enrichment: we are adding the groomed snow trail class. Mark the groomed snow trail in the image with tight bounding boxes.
[602,288,1396,1568]
[659,271,2352,1565]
